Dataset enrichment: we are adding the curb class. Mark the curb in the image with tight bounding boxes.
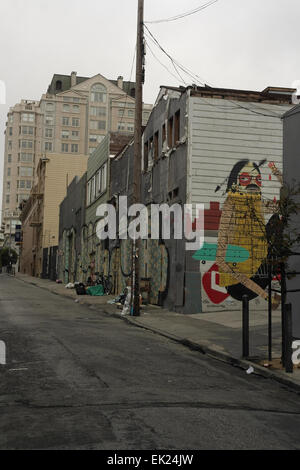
[15,275,300,394]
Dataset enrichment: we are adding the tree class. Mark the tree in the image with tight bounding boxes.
[0,247,18,267]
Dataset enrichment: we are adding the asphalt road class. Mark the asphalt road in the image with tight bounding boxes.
[0,274,299,450]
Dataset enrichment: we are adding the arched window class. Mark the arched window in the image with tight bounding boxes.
[56,80,62,91]
[91,83,107,103]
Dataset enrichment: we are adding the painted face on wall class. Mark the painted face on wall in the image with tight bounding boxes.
[237,162,262,194]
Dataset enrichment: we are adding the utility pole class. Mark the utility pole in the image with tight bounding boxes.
[132,0,144,316]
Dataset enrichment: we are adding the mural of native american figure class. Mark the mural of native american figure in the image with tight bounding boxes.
[194,160,282,309]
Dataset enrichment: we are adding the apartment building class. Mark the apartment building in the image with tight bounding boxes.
[42,71,152,157]
[2,99,43,237]
[1,71,152,234]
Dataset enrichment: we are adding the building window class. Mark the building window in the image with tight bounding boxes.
[144,141,148,171]
[174,110,180,144]
[22,113,34,122]
[62,117,69,126]
[91,176,96,202]
[128,110,134,117]
[154,131,159,161]
[98,163,107,193]
[90,83,107,103]
[89,134,105,144]
[90,106,106,117]
[72,117,79,127]
[8,115,13,123]
[62,130,69,139]
[45,115,54,125]
[20,140,33,149]
[63,104,70,112]
[71,144,78,153]
[26,180,32,189]
[168,116,173,148]
[71,130,79,138]
[6,182,10,191]
[17,194,29,203]
[87,181,91,205]
[19,153,33,162]
[46,102,54,111]
[117,122,125,131]
[127,124,134,132]
[149,137,153,166]
[73,97,80,103]
[19,167,33,177]
[162,123,166,147]
[18,180,26,189]
[21,126,34,135]
[6,195,10,204]
[9,127,12,136]
[61,143,69,152]
[45,128,53,138]
[90,120,106,130]
[7,154,12,163]
[56,80,62,91]
[73,105,80,112]
[7,168,11,177]
[44,142,53,151]
[8,141,12,150]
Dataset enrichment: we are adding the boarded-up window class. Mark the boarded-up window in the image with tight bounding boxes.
[174,110,180,144]
[154,131,159,161]
[162,123,166,148]
[144,141,148,171]
[168,116,173,148]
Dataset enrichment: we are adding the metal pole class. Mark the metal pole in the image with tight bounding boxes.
[242,294,249,358]
[284,303,293,373]
[281,263,287,367]
[132,0,144,316]
[268,266,272,362]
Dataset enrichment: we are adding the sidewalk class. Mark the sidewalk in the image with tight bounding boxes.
[15,272,300,392]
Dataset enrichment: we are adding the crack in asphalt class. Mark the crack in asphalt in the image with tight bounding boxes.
[0,399,298,416]
[49,333,110,389]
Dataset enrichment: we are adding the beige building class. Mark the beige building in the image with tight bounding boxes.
[1,71,152,237]
[41,71,152,157]
[2,100,43,239]
[20,153,88,277]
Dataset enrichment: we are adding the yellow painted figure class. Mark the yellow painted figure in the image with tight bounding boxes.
[216,160,281,303]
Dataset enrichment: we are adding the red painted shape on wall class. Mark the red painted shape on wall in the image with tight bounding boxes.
[202,263,230,304]
[193,202,222,232]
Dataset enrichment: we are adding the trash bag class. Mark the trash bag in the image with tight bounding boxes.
[75,283,86,295]
[65,282,75,289]
[86,285,104,296]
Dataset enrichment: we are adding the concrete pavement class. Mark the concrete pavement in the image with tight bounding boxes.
[15,272,300,392]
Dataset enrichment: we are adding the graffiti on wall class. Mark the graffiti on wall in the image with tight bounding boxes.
[193,160,282,310]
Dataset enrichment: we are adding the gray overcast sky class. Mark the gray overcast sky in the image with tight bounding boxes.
[1,0,300,210]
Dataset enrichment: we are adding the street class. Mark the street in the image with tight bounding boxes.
[0,274,299,450]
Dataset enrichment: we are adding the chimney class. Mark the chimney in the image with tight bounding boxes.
[71,71,77,87]
[117,75,123,90]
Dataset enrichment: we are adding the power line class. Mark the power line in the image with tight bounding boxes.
[145,39,186,84]
[145,0,219,24]
[145,24,286,119]
[144,24,208,86]
[117,47,136,130]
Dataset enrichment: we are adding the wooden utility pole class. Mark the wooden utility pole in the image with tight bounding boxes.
[132,0,144,316]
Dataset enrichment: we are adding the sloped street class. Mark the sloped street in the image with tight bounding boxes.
[0,274,299,450]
